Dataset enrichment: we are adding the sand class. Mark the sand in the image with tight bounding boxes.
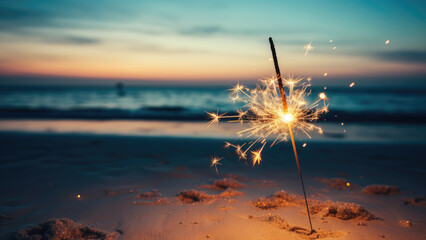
[251,215,344,239]
[0,131,425,239]
[361,185,400,195]
[14,218,120,240]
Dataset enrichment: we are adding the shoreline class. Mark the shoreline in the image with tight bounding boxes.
[1,119,426,144]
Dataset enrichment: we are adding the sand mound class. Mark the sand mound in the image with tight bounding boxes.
[253,190,305,210]
[200,178,245,190]
[252,215,344,239]
[362,185,400,195]
[136,189,161,199]
[178,189,243,203]
[14,218,119,240]
[404,197,426,207]
[316,177,352,190]
[178,190,214,203]
[310,201,377,220]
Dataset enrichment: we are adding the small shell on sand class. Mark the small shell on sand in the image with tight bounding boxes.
[252,190,305,210]
[14,218,119,240]
[362,185,400,195]
[310,200,378,220]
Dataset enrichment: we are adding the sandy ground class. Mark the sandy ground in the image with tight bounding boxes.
[0,129,425,239]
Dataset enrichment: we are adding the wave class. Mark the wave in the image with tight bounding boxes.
[0,107,425,123]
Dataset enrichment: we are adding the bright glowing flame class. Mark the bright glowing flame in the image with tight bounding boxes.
[346,182,350,187]
[282,113,294,123]
[319,92,326,99]
[302,143,307,147]
[349,82,355,88]
[77,194,81,199]
[385,40,390,45]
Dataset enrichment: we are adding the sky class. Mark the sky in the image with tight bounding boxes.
[0,0,425,86]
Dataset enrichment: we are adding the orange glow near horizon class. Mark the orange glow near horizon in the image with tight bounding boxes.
[0,36,425,83]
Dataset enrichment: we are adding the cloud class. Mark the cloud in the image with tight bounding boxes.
[178,26,223,36]
[46,35,101,45]
[372,50,426,64]
[131,43,211,54]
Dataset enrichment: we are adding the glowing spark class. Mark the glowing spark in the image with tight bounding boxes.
[323,73,328,77]
[210,156,223,174]
[346,182,350,187]
[319,92,326,99]
[303,41,314,56]
[329,40,333,43]
[349,82,355,88]
[307,77,312,81]
[268,58,273,61]
[332,46,336,50]
[251,143,265,166]
[77,194,81,199]
[206,110,227,127]
[324,86,327,90]
[385,40,390,45]
[341,122,344,126]
[302,143,307,147]
[229,82,244,95]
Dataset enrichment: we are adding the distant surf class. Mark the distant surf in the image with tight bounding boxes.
[0,85,425,123]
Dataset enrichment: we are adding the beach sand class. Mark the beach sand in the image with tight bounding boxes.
[0,125,425,239]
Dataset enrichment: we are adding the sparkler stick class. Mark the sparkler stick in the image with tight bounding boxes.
[269,37,314,233]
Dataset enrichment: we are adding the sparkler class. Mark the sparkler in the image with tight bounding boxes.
[269,37,315,233]
[207,38,328,233]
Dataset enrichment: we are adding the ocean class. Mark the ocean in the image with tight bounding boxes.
[0,84,426,123]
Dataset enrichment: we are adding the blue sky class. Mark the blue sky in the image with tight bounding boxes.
[0,0,425,86]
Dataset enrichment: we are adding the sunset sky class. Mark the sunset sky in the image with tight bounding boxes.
[0,0,425,86]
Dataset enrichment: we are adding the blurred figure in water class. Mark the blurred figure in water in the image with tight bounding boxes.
[116,82,125,97]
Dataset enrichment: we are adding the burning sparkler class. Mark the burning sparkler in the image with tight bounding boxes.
[207,38,328,233]
[304,41,314,56]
